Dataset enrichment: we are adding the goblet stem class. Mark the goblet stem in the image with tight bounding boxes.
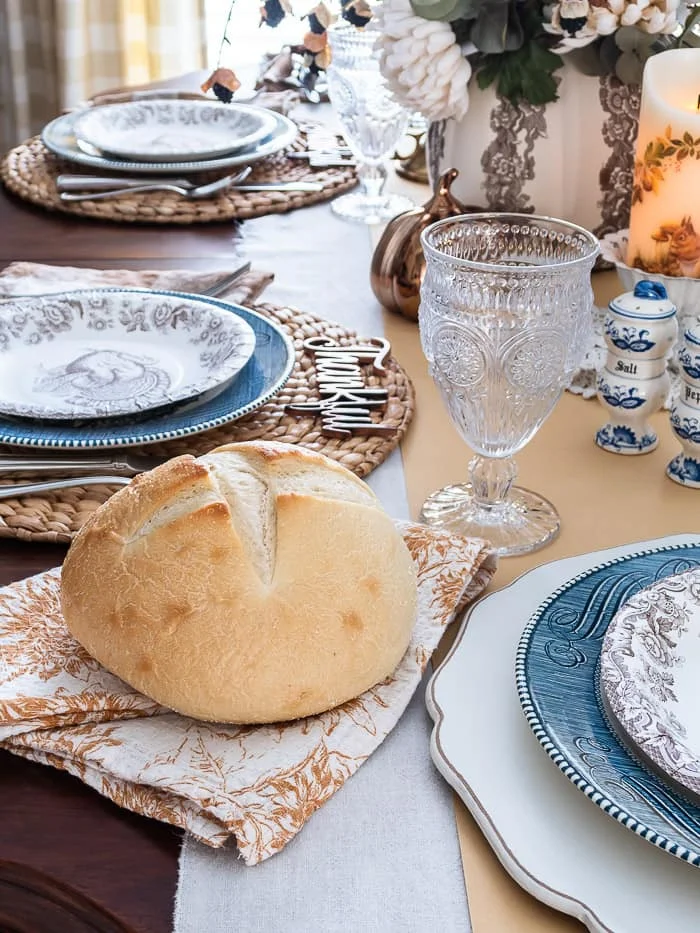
[358,163,387,201]
[469,455,517,510]
[420,453,561,557]
[330,160,414,224]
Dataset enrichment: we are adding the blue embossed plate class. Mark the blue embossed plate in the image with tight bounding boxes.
[517,543,700,866]
[0,290,294,449]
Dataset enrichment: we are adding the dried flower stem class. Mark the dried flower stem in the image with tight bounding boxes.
[217,1,237,67]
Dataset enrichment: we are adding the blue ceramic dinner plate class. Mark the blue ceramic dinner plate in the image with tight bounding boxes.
[516,542,700,866]
[0,290,294,449]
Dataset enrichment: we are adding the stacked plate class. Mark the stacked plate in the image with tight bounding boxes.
[428,537,700,932]
[42,98,298,176]
[0,289,294,449]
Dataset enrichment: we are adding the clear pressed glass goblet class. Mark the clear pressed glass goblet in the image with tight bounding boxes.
[326,20,415,224]
[419,213,599,556]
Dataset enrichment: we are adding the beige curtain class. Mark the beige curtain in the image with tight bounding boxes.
[0,0,208,152]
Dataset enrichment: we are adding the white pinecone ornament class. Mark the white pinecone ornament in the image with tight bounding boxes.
[375,0,472,122]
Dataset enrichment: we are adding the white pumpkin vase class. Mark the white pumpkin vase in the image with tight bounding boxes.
[427,62,641,237]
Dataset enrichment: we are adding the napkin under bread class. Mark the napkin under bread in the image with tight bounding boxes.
[0,522,496,865]
[0,261,273,306]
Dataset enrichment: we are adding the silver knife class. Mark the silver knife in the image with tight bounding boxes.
[0,452,166,477]
[229,182,324,192]
[57,174,197,191]
[287,149,353,159]
[0,476,132,500]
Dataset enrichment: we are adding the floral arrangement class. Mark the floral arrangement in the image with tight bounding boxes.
[205,0,371,102]
[206,0,699,124]
[376,0,700,121]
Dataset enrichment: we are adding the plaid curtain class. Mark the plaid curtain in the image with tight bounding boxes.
[0,0,208,152]
[0,0,60,152]
[57,0,208,105]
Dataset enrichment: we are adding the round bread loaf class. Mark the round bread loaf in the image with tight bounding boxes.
[60,441,417,723]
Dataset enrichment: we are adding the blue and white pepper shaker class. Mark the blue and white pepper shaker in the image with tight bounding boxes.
[667,319,700,487]
[596,280,678,455]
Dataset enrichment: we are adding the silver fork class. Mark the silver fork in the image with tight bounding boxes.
[59,177,325,201]
[58,173,248,202]
[56,166,252,194]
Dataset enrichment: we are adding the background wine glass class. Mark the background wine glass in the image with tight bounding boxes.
[418,213,600,556]
[326,20,415,225]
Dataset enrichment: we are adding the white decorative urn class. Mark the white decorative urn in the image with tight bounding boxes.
[428,65,640,237]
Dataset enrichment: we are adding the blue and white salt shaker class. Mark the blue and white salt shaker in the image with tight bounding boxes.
[667,319,700,487]
[596,280,678,455]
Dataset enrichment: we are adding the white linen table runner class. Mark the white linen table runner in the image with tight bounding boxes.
[174,200,472,932]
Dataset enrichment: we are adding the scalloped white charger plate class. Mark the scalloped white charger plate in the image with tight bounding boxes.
[427,536,700,933]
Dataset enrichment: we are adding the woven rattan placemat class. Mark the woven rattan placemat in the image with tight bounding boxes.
[0,301,414,543]
[0,129,357,224]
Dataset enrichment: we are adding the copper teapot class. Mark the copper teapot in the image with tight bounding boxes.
[370,169,471,321]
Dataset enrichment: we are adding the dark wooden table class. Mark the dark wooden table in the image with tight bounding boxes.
[0,185,248,933]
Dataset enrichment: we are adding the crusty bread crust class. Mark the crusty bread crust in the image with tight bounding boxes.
[60,441,417,723]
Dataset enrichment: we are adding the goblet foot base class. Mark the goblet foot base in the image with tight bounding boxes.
[330,191,415,225]
[419,483,560,557]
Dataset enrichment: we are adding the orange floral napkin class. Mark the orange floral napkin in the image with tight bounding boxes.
[0,523,496,865]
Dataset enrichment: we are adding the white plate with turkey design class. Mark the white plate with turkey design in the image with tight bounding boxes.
[0,289,256,420]
[600,566,700,802]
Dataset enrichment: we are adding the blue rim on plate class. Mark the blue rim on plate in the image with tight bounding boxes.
[516,543,700,866]
[0,289,295,449]
[41,108,298,175]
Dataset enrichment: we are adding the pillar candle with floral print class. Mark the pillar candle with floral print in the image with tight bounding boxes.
[627,48,700,278]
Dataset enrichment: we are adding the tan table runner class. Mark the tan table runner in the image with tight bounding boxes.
[382,269,700,932]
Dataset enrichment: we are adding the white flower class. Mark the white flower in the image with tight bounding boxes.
[638,1,675,30]
[545,0,683,49]
[591,7,620,32]
[621,5,643,24]
[374,0,471,122]
[544,0,600,51]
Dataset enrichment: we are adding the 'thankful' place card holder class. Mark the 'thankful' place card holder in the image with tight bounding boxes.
[286,337,397,438]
